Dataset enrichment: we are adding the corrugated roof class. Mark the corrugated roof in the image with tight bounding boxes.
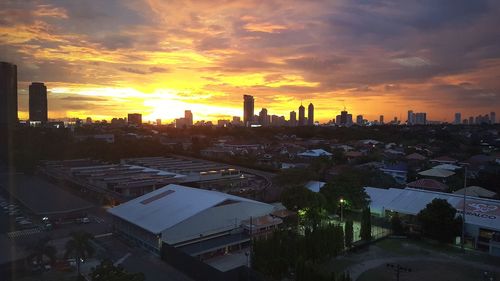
[108,184,271,234]
[407,179,449,191]
[365,187,500,231]
[418,168,455,178]
[453,186,497,198]
[432,164,461,171]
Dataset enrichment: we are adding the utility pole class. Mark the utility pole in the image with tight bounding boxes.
[387,263,411,281]
[461,164,468,250]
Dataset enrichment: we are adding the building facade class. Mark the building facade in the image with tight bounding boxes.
[128,113,142,126]
[298,104,305,126]
[29,82,48,122]
[307,103,314,126]
[243,95,254,126]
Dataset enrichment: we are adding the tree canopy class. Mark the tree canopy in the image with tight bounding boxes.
[417,199,461,243]
[90,260,145,281]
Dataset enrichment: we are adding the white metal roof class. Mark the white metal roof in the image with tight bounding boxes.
[305,181,326,193]
[108,184,271,234]
[418,168,456,178]
[432,164,461,171]
[298,149,333,157]
[365,187,500,231]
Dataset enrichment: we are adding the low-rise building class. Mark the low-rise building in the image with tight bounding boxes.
[108,184,281,258]
[365,187,500,255]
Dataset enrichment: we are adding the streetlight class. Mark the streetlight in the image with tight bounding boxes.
[339,198,345,222]
[460,163,468,250]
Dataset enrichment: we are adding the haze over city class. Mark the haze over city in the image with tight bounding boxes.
[1,0,499,122]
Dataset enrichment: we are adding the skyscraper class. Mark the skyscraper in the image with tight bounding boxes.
[454,113,461,125]
[307,103,314,126]
[340,109,348,125]
[379,115,384,124]
[407,110,415,125]
[468,116,474,125]
[29,82,48,122]
[289,111,297,126]
[258,108,268,126]
[243,95,254,126]
[0,61,18,163]
[491,112,496,124]
[0,62,17,129]
[298,104,305,126]
[185,110,193,127]
[356,115,363,125]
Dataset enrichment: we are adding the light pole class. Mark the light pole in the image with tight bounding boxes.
[461,164,468,250]
[339,198,345,222]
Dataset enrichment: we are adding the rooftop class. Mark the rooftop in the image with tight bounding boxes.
[108,184,272,234]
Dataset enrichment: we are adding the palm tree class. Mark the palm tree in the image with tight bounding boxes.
[64,231,94,276]
[27,236,57,270]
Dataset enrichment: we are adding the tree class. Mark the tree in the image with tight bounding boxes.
[27,236,57,269]
[417,199,461,243]
[360,208,372,241]
[65,231,95,276]
[344,220,353,248]
[90,260,145,281]
[390,214,404,235]
[281,185,316,211]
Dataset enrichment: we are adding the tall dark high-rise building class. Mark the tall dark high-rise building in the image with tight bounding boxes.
[340,109,348,125]
[298,104,305,126]
[258,108,268,126]
[0,62,17,128]
[29,82,48,122]
[0,61,18,163]
[243,95,254,126]
[307,103,314,126]
[289,111,297,126]
[185,110,193,127]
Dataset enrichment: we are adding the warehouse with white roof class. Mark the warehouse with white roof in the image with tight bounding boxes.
[108,184,281,257]
[365,187,500,255]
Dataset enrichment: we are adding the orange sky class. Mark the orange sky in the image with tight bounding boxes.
[1,0,499,123]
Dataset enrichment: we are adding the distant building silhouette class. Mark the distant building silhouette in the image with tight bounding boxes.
[454,113,461,125]
[356,115,363,125]
[29,82,48,122]
[490,112,496,124]
[415,112,427,125]
[258,108,269,126]
[379,115,384,124]
[298,104,305,126]
[340,109,348,125]
[185,110,193,127]
[289,111,297,126]
[407,110,414,125]
[307,103,314,126]
[128,113,142,126]
[0,61,18,163]
[243,95,254,126]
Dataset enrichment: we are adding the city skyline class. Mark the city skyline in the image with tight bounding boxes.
[0,1,499,122]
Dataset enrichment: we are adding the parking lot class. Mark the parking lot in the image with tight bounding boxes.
[0,174,93,216]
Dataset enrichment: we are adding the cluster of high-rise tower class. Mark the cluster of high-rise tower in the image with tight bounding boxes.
[243,94,315,127]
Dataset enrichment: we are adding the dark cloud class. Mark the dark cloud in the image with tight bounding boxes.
[149,66,169,73]
[118,67,147,75]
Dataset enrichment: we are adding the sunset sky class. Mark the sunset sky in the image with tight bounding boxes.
[1,0,499,123]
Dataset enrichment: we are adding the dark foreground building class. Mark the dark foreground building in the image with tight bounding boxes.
[0,62,17,164]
